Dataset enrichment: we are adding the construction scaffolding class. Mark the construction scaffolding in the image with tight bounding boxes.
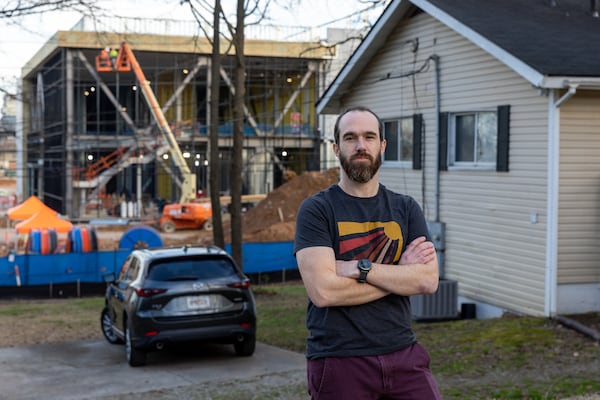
[18,16,336,220]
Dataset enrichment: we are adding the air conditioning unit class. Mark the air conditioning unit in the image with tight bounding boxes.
[411,279,459,321]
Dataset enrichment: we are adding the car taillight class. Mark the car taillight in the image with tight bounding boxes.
[135,288,167,297]
[227,279,250,289]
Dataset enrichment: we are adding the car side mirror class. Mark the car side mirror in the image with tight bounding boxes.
[103,272,116,283]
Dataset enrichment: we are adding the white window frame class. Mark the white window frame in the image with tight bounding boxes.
[448,111,497,170]
[382,117,413,168]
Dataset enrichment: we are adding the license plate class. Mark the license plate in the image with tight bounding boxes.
[186,296,210,309]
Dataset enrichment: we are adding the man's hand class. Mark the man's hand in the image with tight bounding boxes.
[399,236,436,265]
[361,236,438,296]
[335,237,436,279]
[296,246,389,306]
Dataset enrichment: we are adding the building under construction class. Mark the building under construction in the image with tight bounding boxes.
[18,16,342,219]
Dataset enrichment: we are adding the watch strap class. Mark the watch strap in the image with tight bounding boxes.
[357,259,372,283]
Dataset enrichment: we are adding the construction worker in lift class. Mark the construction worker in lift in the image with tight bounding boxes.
[109,48,118,69]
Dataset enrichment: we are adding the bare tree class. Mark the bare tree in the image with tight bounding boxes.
[209,1,225,249]
[0,0,99,19]
[183,0,229,248]
[183,0,271,268]
[228,0,247,267]
[0,0,100,100]
[210,1,225,249]
[175,0,387,267]
[222,0,271,267]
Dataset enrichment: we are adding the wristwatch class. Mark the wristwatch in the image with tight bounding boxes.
[356,259,372,283]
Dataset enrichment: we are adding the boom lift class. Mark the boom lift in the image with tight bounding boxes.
[95,43,197,203]
[96,43,215,232]
[95,44,267,232]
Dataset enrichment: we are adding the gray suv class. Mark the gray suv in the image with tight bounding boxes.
[101,245,256,366]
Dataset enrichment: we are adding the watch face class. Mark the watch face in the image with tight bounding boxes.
[357,259,371,283]
[358,259,371,271]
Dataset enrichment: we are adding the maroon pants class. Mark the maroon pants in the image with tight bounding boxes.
[306,342,442,400]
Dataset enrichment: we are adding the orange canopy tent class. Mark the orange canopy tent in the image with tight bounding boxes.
[15,207,73,233]
[6,196,54,221]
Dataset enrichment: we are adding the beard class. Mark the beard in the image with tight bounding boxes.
[339,150,382,183]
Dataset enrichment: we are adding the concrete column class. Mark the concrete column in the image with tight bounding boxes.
[65,49,74,217]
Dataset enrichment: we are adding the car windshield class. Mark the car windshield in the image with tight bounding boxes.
[146,257,238,282]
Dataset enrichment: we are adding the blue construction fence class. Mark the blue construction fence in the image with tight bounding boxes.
[0,241,297,287]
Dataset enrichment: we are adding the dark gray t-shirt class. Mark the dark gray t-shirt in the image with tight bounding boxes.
[294,184,431,359]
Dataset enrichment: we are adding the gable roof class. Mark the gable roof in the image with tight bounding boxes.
[318,0,600,114]
[15,208,73,234]
[7,196,51,221]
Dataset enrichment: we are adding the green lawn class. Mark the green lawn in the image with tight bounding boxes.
[1,283,599,399]
[254,283,600,400]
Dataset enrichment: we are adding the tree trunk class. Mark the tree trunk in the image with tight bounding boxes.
[230,0,245,267]
[209,0,224,248]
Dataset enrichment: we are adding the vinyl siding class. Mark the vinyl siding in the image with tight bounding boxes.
[339,12,549,315]
[558,92,600,283]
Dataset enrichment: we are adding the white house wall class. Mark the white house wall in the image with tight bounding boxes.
[347,12,437,206]
[339,12,550,316]
[555,91,600,313]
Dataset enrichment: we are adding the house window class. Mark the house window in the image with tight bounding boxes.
[449,111,497,168]
[383,117,413,164]
[439,105,510,172]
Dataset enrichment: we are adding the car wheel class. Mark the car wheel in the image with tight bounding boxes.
[125,323,146,367]
[161,221,176,233]
[203,219,213,231]
[234,334,256,357]
[100,307,123,344]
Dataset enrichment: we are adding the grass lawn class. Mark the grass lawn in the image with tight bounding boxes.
[254,283,600,400]
[1,282,599,399]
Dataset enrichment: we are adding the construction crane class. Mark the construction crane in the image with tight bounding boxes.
[95,43,197,203]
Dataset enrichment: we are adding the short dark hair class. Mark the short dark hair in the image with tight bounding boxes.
[333,106,383,144]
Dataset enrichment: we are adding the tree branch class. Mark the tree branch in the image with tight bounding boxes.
[1,0,100,19]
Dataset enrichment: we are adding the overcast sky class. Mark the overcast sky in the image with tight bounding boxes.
[0,0,388,113]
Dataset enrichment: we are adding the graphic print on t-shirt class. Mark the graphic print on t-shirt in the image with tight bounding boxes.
[337,221,403,264]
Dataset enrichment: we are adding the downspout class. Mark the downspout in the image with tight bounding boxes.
[554,84,577,108]
[432,55,441,222]
[546,84,576,316]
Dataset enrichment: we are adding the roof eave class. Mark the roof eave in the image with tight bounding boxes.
[317,0,600,116]
[540,76,600,90]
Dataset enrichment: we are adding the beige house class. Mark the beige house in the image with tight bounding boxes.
[318,0,600,317]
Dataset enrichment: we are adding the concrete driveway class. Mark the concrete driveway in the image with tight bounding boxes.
[0,340,306,400]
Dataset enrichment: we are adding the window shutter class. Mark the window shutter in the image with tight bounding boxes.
[412,114,423,170]
[497,105,510,172]
[438,112,448,171]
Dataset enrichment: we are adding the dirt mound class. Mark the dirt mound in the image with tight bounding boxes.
[81,168,339,248]
[242,167,339,242]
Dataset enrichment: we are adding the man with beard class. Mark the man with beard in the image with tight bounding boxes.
[294,106,442,399]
